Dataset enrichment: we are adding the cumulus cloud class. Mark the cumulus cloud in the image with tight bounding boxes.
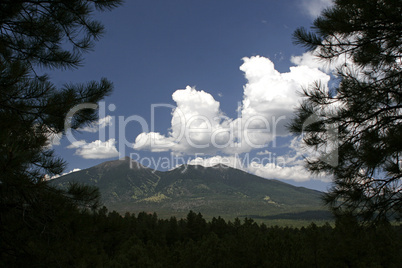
[133,86,233,155]
[79,115,113,133]
[291,52,324,71]
[292,35,372,85]
[66,115,118,159]
[67,138,119,159]
[248,137,331,182]
[133,132,176,153]
[188,155,244,169]
[291,50,355,75]
[133,56,330,156]
[300,0,333,19]
[238,56,330,136]
[67,140,87,149]
[184,139,331,182]
[131,55,334,182]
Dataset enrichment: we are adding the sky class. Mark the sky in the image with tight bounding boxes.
[50,0,335,191]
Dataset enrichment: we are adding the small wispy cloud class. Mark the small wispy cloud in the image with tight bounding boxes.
[256,150,271,156]
[300,0,333,19]
[67,138,119,159]
[79,115,113,133]
[48,168,81,180]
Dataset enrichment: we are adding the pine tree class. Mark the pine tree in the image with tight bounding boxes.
[289,0,402,222]
[0,0,122,264]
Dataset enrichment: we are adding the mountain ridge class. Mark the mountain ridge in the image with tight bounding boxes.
[51,157,328,220]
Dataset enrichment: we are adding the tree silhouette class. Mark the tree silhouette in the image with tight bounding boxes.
[289,0,402,223]
[0,0,122,264]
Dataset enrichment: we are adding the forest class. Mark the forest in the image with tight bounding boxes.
[2,206,402,267]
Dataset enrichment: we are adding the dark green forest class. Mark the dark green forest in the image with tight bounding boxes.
[2,206,402,267]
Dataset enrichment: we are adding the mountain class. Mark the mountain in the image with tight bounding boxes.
[51,157,328,220]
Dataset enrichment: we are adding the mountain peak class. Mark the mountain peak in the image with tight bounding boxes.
[174,163,231,171]
[119,156,132,161]
[93,156,147,170]
[211,163,230,169]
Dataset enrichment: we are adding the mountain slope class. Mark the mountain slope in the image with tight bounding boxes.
[52,158,326,219]
[53,157,160,204]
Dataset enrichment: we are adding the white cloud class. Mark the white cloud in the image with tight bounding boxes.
[300,0,333,19]
[238,56,330,137]
[133,56,330,156]
[248,162,313,182]
[291,49,355,76]
[45,131,62,148]
[133,132,176,153]
[291,52,324,71]
[134,86,233,155]
[67,140,87,149]
[79,115,113,133]
[184,143,331,182]
[256,150,271,156]
[48,168,81,180]
[248,137,331,182]
[130,55,335,182]
[68,138,119,159]
[41,125,62,149]
[291,33,371,83]
[188,155,244,169]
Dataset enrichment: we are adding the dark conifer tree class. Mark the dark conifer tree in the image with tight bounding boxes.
[0,0,122,264]
[289,0,402,222]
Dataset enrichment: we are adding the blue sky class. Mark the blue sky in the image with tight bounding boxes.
[50,0,335,191]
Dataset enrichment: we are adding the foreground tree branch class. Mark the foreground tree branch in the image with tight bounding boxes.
[289,0,402,223]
